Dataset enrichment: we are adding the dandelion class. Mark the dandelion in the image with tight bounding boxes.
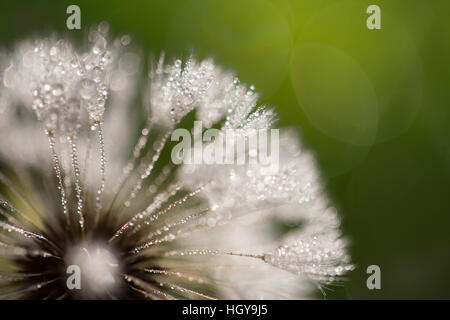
[0,23,353,299]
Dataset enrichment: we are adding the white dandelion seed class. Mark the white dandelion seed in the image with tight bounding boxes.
[0,23,353,299]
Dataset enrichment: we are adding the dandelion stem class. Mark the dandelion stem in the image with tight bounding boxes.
[95,121,106,217]
[112,116,154,196]
[123,124,175,210]
[109,181,183,242]
[46,130,70,228]
[68,135,85,237]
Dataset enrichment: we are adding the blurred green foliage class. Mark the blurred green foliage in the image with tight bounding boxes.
[0,0,449,299]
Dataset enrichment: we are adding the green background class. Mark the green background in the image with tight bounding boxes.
[1,0,449,299]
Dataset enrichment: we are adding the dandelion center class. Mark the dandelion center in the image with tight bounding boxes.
[66,243,121,298]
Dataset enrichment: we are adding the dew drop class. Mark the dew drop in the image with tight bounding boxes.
[52,84,64,97]
[92,34,107,55]
[3,65,17,88]
[79,78,97,100]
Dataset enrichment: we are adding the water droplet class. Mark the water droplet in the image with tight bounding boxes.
[120,34,131,46]
[79,78,97,100]
[49,46,58,57]
[92,34,107,55]
[98,21,110,35]
[92,66,104,83]
[3,65,17,88]
[52,84,64,97]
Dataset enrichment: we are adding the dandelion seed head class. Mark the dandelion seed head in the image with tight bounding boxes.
[264,232,354,283]
[0,25,353,300]
[1,27,124,135]
[150,56,216,125]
